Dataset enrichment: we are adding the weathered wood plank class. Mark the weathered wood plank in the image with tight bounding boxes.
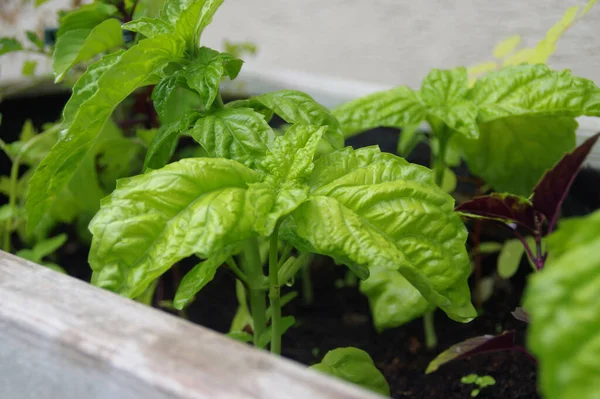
[0,251,384,399]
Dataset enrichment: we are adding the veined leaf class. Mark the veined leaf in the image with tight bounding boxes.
[332,86,427,138]
[152,72,203,123]
[122,17,173,38]
[161,0,224,48]
[26,35,185,233]
[421,68,479,138]
[311,347,390,396]
[191,107,274,168]
[183,47,243,109]
[469,65,600,122]
[144,115,200,170]
[458,115,577,196]
[57,3,118,37]
[524,210,600,399]
[255,90,344,151]
[89,158,261,297]
[283,147,476,323]
[53,18,124,82]
[250,124,326,235]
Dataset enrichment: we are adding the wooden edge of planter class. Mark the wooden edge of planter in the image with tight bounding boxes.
[0,250,384,399]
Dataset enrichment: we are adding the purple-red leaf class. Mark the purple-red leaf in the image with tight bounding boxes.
[532,132,600,230]
[455,193,536,232]
[425,331,516,374]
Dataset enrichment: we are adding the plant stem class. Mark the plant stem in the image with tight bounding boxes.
[242,238,267,348]
[301,260,314,306]
[3,152,21,253]
[268,223,282,354]
[226,256,248,284]
[423,311,437,349]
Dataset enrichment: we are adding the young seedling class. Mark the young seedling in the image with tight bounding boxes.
[460,374,496,397]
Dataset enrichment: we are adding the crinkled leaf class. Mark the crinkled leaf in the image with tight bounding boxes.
[360,264,434,330]
[61,50,124,127]
[255,90,344,151]
[310,347,390,396]
[173,253,228,310]
[26,35,184,233]
[89,158,260,297]
[456,193,536,231]
[332,86,427,138]
[426,331,516,373]
[250,124,326,235]
[283,147,476,322]
[152,72,202,123]
[524,210,600,399]
[122,18,173,38]
[420,68,479,138]
[53,18,124,82]
[191,107,274,168]
[183,47,242,109]
[57,3,118,37]
[458,115,577,196]
[225,98,274,120]
[532,132,600,226]
[0,38,22,55]
[469,65,600,123]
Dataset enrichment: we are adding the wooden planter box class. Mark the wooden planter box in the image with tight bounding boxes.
[0,250,383,399]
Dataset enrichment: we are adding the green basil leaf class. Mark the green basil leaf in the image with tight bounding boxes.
[255,90,344,151]
[0,38,23,55]
[26,35,185,234]
[57,3,118,37]
[524,210,600,399]
[122,17,173,38]
[420,68,479,138]
[183,47,243,109]
[89,158,260,297]
[15,233,67,263]
[360,264,434,330]
[284,147,476,323]
[144,121,187,170]
[173,253,228,310]
[310,347,390,396]
[152,72,202,123]
[250,124,326,235]
[458,115,577,196]
[470,64,600,122]
[61,50,124,127]
[162,0,223,48]
[53,18,124,82]
[332,86,427,138]
[191,108,274,168]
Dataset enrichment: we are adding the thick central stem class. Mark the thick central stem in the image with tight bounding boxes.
[268,223,282,354]
[242,238,267,348]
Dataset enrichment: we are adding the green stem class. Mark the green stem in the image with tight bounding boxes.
[423,311,437,349]
[433,138,447,188]
[3,153,20,253]
[241,238,267,348]
[268,223,282,354]
[226,256,248,284]
[301,258,314,306]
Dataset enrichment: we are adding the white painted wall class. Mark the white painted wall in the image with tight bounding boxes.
[1,0,599,89]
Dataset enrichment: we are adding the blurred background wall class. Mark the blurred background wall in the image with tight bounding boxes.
[1,0,599,89]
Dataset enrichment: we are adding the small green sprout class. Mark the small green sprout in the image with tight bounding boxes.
[461,374,496,397]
